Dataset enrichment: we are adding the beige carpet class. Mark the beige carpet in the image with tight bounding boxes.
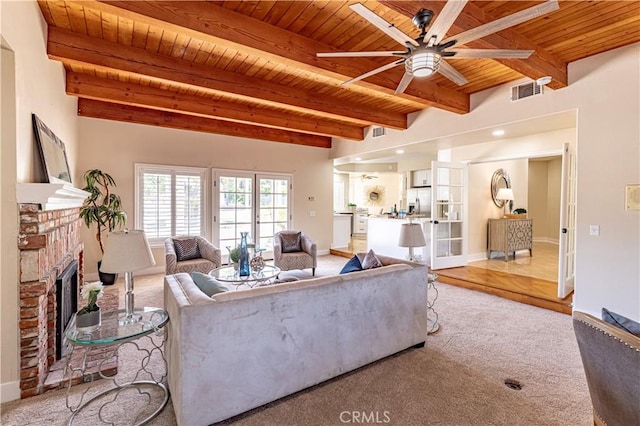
[1,255,592,425]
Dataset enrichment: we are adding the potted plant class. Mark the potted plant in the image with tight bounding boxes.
[79,169,127,285]
[76,281,104,331]
[227,246,240,270]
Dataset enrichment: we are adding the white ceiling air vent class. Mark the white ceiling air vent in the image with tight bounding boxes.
[511,81,543,101]
[372,126,386,138]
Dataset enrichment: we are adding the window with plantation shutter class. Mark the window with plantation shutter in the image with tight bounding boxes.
[135,164,206,244]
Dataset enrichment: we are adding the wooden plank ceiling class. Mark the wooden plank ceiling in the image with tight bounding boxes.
[38,1,640,148]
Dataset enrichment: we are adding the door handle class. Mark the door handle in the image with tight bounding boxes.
[562,228,567,233]
[431,220,439,224]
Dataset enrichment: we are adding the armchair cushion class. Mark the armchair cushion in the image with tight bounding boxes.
[602,307,640,337]
[173,238,201,261]
[280,231,302,253]
[191,272,229,297]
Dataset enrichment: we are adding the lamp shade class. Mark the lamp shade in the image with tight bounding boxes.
[398,223,426,248]
[496,187,514,201]
[100,229,155,273]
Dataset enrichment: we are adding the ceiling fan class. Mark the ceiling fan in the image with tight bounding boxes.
[317,0,559,94]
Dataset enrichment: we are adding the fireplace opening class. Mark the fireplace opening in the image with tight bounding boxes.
[56,260,78,360]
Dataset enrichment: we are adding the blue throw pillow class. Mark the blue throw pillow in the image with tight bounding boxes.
[602,308,640,337]
[191,272,229,297]
[340,255,363,274]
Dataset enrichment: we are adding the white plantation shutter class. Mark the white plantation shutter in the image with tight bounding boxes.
[135,164,206,244]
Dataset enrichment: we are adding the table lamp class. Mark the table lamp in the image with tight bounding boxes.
[496,187,514,217]
[100,229,155,325]
[398,222,426,262]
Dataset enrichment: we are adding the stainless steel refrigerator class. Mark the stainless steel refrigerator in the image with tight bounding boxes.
[406,187,432,216]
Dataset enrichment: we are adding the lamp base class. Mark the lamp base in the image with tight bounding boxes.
[119,312,142,326]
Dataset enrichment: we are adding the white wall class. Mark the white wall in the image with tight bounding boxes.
[1,0,80,401]
[77,118,334,276]
[332,44,640,321]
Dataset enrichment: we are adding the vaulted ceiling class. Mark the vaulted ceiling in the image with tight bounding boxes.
[38,1,640,148]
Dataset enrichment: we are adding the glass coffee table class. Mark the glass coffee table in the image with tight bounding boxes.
[64,307,169,425]
[209,264,281,289]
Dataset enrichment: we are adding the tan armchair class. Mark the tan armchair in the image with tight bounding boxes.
[164,236,222,275]
[573,311,640,426]
[273,230,317,276]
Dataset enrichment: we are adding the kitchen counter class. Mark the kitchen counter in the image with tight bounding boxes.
[367,217,431,262]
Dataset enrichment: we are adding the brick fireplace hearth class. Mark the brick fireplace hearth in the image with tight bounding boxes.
[17,202,118,398]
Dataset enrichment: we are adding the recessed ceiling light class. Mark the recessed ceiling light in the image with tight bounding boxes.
[396,149,405,154]
[492,129,505,137]
[355,157,362,161]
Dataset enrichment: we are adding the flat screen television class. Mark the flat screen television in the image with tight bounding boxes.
[32,113,72,184]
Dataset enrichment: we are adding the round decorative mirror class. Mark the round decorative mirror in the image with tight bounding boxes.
[364,185,385,206]
[491,169,512,208]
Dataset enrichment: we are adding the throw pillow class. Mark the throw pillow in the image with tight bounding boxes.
[173,238,201,261]
[191,272,229,297]
[280,232,302,253]
[602,307,640,337]
[340,255,363,274]
[362,249,383,270]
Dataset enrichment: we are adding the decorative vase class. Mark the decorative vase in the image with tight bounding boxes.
[76,308,101,332]
[239,232,250,277]
[250,248,265,273]
[97,260,118,286]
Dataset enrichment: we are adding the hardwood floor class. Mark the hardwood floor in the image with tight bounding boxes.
[331,239,572,315]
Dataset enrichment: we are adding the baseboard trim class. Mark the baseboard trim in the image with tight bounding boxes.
[1,380,21,403]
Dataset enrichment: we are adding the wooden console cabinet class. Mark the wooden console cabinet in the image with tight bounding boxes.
[487,218,533,261]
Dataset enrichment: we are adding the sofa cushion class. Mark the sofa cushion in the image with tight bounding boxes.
[174,238,201,261]
[191,272,229,297]
[281,232,302,253]
[362,249,383,270]
[340,255,363,274]
[602,307,640,337]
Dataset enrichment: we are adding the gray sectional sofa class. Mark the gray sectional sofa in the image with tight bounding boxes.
[164,254,428,425]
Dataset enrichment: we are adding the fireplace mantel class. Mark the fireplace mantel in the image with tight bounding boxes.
[16,183,89,210]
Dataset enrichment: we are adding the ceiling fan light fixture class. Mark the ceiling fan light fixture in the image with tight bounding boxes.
[406,51,441,77]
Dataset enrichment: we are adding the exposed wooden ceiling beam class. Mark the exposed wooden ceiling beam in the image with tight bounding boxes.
[78,99,331,148]
[66,72,364,140]
[47,27,407,130]
[74,0,469,114]
[381,1,568,89]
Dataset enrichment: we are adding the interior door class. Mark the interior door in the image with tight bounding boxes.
[430,161,468,269]
[558,142,576,297]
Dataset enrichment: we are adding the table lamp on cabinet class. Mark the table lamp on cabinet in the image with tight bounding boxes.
[496,188,514,217]
[100,229,155,325]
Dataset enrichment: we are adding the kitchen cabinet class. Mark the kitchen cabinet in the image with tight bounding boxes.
[487,218,533,261]
[411,169,431,187]
[332,215,351,248]
[367,217,431,261]
[353,213,368,235]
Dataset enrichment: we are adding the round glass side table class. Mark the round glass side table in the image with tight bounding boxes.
[64,307,169,425]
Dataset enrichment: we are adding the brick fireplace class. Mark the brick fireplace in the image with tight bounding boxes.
[16,185,119,398]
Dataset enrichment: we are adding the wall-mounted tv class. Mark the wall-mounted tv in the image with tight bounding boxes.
[32,114,72,184]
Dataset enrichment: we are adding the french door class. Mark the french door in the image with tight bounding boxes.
[430,161,468,269]
[558,142,576,297]
[214,170,292,260]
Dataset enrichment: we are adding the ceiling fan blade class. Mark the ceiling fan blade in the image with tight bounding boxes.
[425,0,468,44]
[317,51,404,58]
[342,60,404,86]
[437,60,468,86]
[350,3,419,48]
[449,48,535,59]
[442,0,559,47]
[395,72,414,94]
